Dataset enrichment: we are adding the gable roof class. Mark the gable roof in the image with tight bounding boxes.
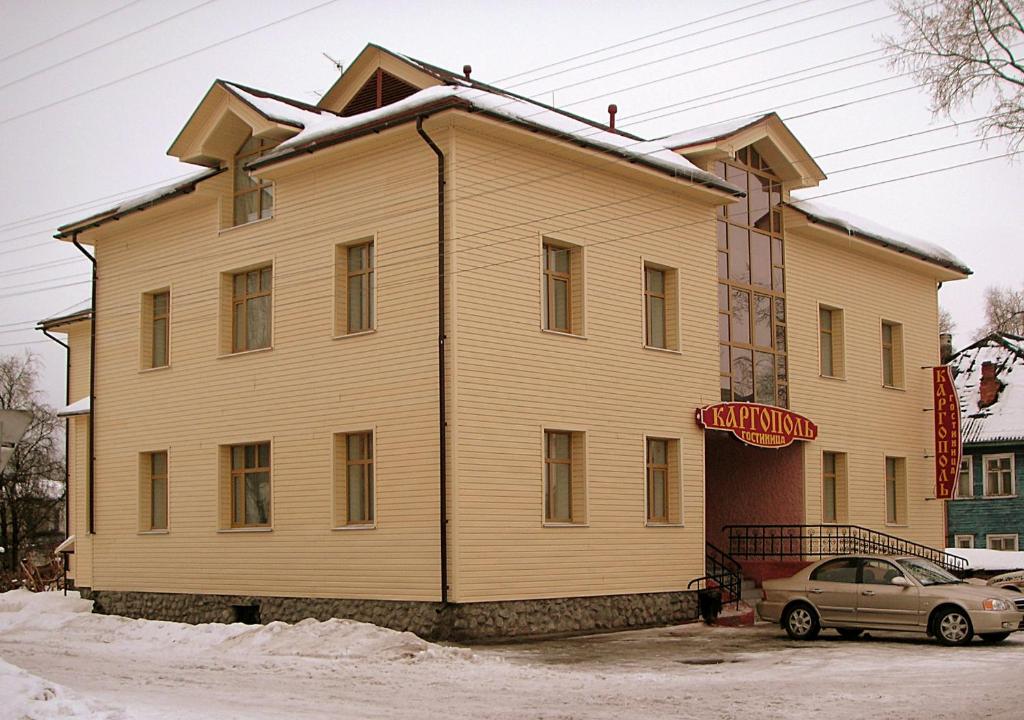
[36,301,92,330]
[949,333,1024,445]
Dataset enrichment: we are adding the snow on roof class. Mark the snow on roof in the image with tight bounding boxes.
[787,196,971,275]
[946,547,1024,571]
[224,82,335,129]
[658,114,771,149]
[252,84,739,194]
[57,167,222,237]
[949,333,1024,445]
[37,300,91,329]
[57,397,90,418]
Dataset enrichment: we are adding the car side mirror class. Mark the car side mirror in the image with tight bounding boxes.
[890,576,911,587]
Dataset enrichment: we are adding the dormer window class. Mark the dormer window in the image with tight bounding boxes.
[233,135,275,226]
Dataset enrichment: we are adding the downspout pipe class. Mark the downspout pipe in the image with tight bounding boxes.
[71,234,96,535]
[415,115,448,606]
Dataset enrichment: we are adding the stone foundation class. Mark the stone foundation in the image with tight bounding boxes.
[78,588,698,642]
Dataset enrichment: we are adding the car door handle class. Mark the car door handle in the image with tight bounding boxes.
[809,588,824,594]
[861,590,876,596]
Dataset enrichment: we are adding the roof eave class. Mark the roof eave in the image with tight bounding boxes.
[36,308,93,331]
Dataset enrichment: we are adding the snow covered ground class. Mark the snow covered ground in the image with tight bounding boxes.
[2,590,1023,720]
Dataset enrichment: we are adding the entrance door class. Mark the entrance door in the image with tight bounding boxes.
[805,557,859,625]
[856,558,922,630]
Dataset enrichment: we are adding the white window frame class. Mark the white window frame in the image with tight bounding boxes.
[956,455,973,498]
[953,534,975,549]
[986,534,1019,551]
[982,453,1015,498]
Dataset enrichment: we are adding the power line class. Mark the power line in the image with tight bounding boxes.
[0,0,344,126]
[0,0,144,64]
[825,132,1013,175]
[0,0,222,93]
[509,0,820,90]
[493,0,778,84]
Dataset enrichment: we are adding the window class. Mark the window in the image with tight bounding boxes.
[229,442,271,528]
[543,430,586,524]
[885,456,907,525]
[983,454,1015,497]
[542,240,583,335]
[822,451,848,523]
[818,306,844,378]
[231,266,272,353]
[810,557,859,583]
[335,239,375,335]
[711,146,787,407]
[881,321,905,388]
[987,534,1019,551]
[335,431,374,526]
[643,263,679,350]
[861,559,902,585]
[645,437,681,525]
[139,451,168,531]
[233,135,275,226]
[142,290,169,368]
[956,456,973,498]
[954,535,975,549]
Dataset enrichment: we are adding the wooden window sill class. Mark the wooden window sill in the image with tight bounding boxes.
[884,523,909,528]
[218,346,273,359]
[818,373,846,381]
[218,527,273,533]
[219,216,274,235]
[332,524,376,531]
[982,495,1017,500]
[139,365,171,374]
[645,522,685,528]
[881,384,906,392]
[542,522,589,528]
[643,345,682,355]
[138,529,169,535]
[333,329,377,341]
[540,328,587,340]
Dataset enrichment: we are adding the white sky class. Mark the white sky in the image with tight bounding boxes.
[1,0,1021,407]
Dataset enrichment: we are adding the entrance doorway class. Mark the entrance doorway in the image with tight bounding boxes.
[704,430,805,552]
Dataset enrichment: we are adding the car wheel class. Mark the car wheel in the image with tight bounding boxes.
[934,608,974,646]
[783,603,820,640]
[979,632,1011,643]
[837,628,863,640]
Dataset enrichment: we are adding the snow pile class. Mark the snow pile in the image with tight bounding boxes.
[0,657,127,720]
[946,548,1024,571]
[787,196,970,274]
[949,334,1024,444]
[0,589,471,664]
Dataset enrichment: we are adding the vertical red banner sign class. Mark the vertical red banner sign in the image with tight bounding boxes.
[933,366,962,499]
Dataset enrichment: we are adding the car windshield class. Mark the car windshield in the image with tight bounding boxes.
[895,558,961,586]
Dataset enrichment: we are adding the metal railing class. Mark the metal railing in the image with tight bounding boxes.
[687,541,743,609]
[723,524,968,575]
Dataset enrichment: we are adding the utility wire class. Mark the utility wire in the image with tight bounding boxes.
[0,0,222,92]
[0,0,344,126]
[0,0,144,64]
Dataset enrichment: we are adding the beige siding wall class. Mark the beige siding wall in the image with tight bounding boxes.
[785,213,945,548]
[448,119,721,603]
[65,321,91,583]
[85,126,445,601]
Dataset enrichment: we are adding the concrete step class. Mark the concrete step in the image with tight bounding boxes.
[711,600,756,627]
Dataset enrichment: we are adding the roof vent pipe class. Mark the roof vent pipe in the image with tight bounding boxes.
[608,104,618,130]
[463,64,472,80]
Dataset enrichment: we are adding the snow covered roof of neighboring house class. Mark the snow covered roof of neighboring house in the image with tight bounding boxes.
[36,301,92,330]
[949,333,1024,445]
[947,547,1024,571]
[57,397,90,418]
[787,196,971,276]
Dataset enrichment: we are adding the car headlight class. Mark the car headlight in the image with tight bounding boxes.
[983,598,1012,611]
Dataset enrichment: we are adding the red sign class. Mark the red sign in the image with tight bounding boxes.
[696,402,818,448]
[933,366,962,499]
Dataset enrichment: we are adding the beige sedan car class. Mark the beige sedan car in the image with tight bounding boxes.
[757,554,1024,645]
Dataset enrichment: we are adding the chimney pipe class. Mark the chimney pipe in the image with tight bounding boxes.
[463,64,472,80]
[979,361,1003,408]
[608,103,618,130]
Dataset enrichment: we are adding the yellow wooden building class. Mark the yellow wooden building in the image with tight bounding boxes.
[43,45,970,639]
